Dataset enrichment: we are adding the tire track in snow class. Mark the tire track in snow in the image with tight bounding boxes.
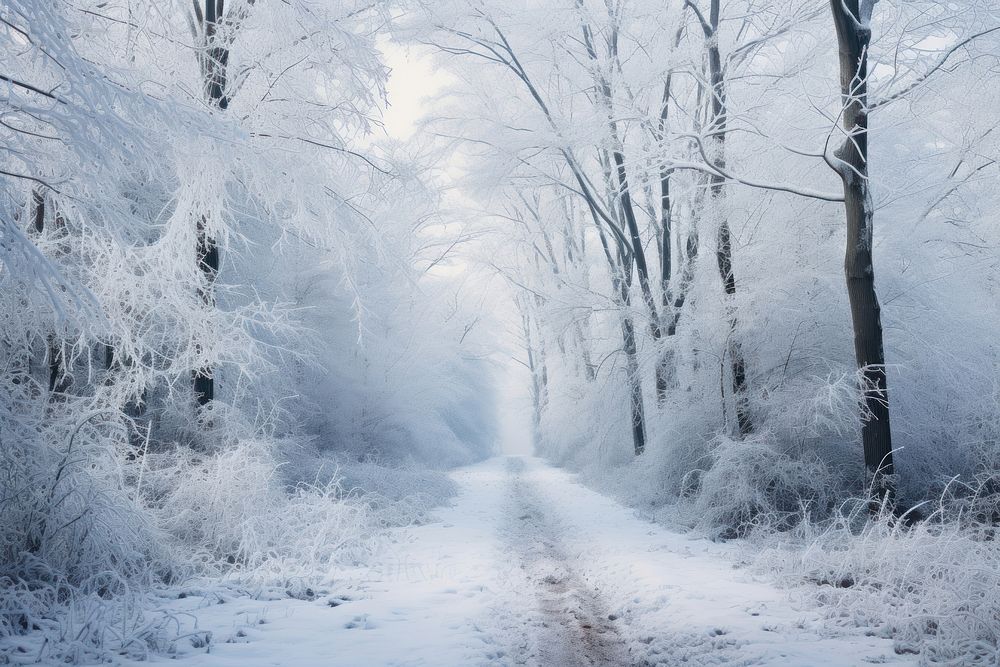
[501,456,635,666]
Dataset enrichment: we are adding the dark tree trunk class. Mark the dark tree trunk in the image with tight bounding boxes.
[579,8,662,341]
[194,214,219,406]
[655,169,672,400]
[615,244,647,456]
[611,145,661,339]
[592,203,647,456]
[31,189,44,233]
[703,0,752,436]
[30,191,71,396]
[655,66,679,401]
[192,0,229,407]
[621,308,646,455]
[830,0,895,508]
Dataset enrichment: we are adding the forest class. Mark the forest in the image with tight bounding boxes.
[2,0,1000,665]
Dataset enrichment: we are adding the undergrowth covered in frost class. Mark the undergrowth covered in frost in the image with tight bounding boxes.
[0,373,466,664]
[0,422,458,664]
[749,478,1000,664]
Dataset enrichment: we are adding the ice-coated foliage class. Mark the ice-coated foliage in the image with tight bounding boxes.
[753,477,1000,663]
[4,0,1000,663]
[407,0,1000,519]
[1,0,494,661]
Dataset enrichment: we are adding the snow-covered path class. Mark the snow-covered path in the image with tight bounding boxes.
[496,457,630,664]
[140,457,915,666]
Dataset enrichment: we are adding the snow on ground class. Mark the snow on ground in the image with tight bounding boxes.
[118,457,915,666]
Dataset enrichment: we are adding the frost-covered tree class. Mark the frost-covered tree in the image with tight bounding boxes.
[0,1,496,658]
[828,0,894,505]
[402,0,1000,523]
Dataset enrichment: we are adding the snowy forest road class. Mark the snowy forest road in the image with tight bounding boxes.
[135,458,916,667]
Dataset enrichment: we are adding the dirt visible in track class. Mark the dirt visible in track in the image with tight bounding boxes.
[501,457,634,666]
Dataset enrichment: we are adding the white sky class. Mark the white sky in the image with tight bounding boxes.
[380,38,451,141]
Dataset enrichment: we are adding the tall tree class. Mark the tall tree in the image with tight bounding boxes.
[27,191,71,396]
[829,0,894,506]
[686,0,752,436]
[189,0,237,407]
[424,11,651,455]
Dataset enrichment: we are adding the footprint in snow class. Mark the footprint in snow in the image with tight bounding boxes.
[344,614,375,630]
[326,594,353,607]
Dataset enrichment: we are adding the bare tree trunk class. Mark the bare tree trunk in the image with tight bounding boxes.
[830,0,895,508]
[621,307,646,455]
[31,189,44,234]
[578,10,662,341]
[613,242,647,456]
[654,56,681,401]
[192,0,230,407]
[194,214,219,406]
[652,21,700,399]
[29,191,71,396]
[592,201,647,456]
[702,0,752,436]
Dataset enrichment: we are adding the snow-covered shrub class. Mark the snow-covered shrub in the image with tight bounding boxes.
[331,457,458,525]
[0,397,162,591]
[0,582,175,664]
[0,385,169,662]
[674,434,839,539]
[146,437,378,581]
[755,488,1000,664]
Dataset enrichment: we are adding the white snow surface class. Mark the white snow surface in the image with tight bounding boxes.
[123,457,915,666]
